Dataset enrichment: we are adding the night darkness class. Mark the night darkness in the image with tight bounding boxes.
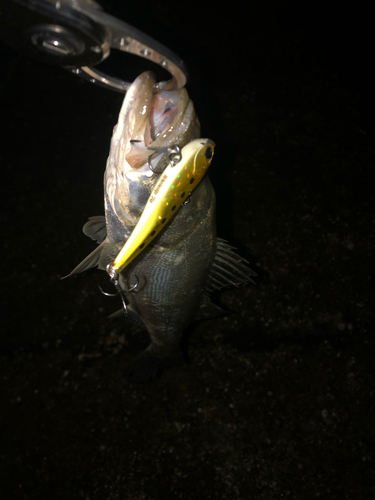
[1,2,375,498]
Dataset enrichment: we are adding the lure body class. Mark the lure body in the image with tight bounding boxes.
[112,139,215,273]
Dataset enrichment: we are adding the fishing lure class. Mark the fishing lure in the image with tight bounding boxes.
[108,138,215,276]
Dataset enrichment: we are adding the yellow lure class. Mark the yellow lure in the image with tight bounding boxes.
[112,138,215,273]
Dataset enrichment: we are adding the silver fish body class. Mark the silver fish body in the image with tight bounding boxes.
[68,72,255,382]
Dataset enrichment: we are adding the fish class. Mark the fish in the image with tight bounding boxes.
[66,71,256,383]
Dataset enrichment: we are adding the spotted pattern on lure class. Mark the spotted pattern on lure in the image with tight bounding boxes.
[112,138,215,273]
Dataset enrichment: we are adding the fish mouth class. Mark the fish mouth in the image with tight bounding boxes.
[117,71,199,170]
[105,71,200,227]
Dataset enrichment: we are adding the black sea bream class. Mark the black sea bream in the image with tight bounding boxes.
[68,72,255,382]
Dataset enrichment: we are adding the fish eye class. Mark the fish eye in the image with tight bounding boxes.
[205,147,213,160]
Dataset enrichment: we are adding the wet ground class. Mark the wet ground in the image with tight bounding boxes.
[1,2,374,499]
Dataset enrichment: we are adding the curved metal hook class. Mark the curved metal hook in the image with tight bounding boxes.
[147,144,182,174]
[98,285,118,297]
[124,274,139,293]
[168,145,182,166]
[147,151,165,174]
[99,269,139,315]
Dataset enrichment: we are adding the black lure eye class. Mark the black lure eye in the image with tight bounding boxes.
[205,147,213,160]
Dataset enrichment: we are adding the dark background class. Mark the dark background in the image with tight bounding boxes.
[1,1,374,498]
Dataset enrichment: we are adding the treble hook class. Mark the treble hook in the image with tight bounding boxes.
[98,264,139,315]
[129,140,182,174]
[147,144,182,173]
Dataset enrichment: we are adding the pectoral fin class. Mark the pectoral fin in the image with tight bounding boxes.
[83,216,107,244]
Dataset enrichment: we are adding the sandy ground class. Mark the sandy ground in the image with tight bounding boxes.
[1,2,374,499]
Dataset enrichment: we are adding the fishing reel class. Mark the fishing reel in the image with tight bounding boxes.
[0,0,188,92]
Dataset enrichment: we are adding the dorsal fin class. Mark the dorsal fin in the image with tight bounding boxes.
[205,238,257,293]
